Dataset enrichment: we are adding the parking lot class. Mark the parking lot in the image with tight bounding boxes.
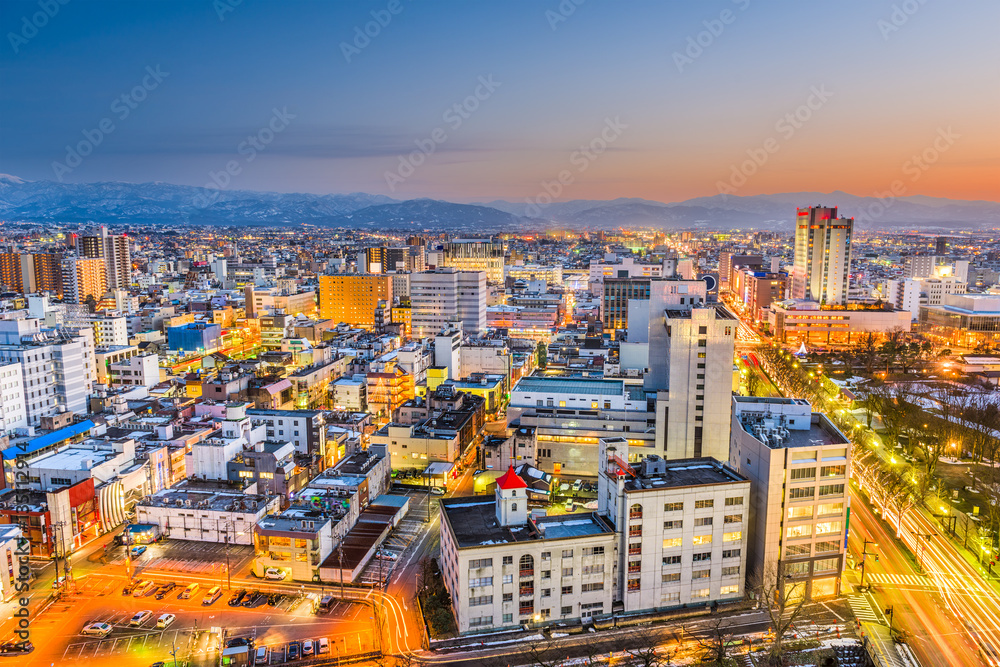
[106,539,256,576]
[28,574,376,666]
[357,488,435,585]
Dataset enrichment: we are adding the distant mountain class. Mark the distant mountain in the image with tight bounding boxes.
[0,176,997,229]
[0,176,397,225]
[326,198,524,231]
[483,191,1000,229]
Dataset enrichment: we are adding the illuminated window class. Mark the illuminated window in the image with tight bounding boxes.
[692,535,712,546]
[723,531,742,542]
[662,538,682,549]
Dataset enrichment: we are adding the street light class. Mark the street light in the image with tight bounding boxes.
[859,539,878,591]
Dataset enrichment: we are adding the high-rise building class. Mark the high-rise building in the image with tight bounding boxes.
[76,226,131,289]
[729,396,851,601]
[410,269,487,337]
[61,256,107,304]
[790,206,852,306]
[935,236,949,255]
[0,362,27,434]
[317,275,393,330]
[441,238,505,284]
[0,253,64,296]
[364,246,410,274]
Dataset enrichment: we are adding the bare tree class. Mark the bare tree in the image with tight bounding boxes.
[854,332,880,375]
[689,617,737,667]
[879,467,915,537]
[618,629,676,667]
[748,560,808,666]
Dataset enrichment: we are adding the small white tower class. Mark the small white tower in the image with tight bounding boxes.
[495,465,528,528]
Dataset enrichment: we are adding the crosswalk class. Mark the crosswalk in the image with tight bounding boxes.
[866,572,929,587]
[847,594,881,624]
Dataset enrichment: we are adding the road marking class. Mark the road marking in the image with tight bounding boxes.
[848,594,880,623]
[867,572,930,587]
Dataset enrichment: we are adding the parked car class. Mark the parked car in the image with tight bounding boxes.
[430,486,446,496]
[267,592,283,606]
[242,590,264,607]
[179,582,200,599]
[130,545,147,557]
[287,641,300,660]
[154,582,177,599]
[202,586,222,606]
[132,580,154,597]
[156,613,176,629]
[264,567,286,580]
[253,647,270,664]
[81,622,113,637]
[121,582,136,596]
[129,610,153,626]
[225,636,253,648]
[375,549,398,561]
[0,641,33,655]
[302,639,315,657]
[228,589,247,607]
[317,637,330,654]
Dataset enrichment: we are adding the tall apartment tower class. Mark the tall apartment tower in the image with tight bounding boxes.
[790,206,852,306]
[0,253,63,296]
[410,268,487,337]
[77,226,131,289]
[61,256,108,304]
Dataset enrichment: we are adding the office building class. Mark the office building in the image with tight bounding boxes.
[790,206,852,306]
[0,319,94,425]
[731,269,788,321]
[410,269,487,337]
[767,300,911,344]
[0,362,27,435]
[166,322,222,355]
[318,274,392,330]
[598,438,749,612]
[441,238,505,284]
[729,397,851,601]
[439,467,618,632]
[935,236,949,255]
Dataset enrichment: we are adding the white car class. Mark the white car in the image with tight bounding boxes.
[264,567,287,580]
[81,622,113,637]
[132,580,154,597]
[156,613,176,629]
[430,486,446,496]
[317,637,330,654]
[129,610,152,627]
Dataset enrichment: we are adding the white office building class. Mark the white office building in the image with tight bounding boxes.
[597,437,750,612]
[729,396,851,601]
[410,269,487,337]
[0,362,27,434]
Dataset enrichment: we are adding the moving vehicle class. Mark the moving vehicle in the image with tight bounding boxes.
[81,622,113,637]
[302,639,315,657]
[180,582,200,599]
[202,585,222,606]
[154,582,177,599]
[264,567,286,580]
[317,637,330,654]
[430,486,446,496]
[132,580,154,597]
[129,610,153,626]
[130,545,147,557]
[228,589,247,606]
[156,613,176,629]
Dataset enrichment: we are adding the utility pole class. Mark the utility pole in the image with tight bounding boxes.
[859,539,878,591]
[338,546,344,598]
[884,605,894,634]
[224,520,232,590]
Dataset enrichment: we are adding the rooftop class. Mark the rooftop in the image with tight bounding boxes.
[514,376,625,396]
[441,498,613,548]
[622,456,747,492]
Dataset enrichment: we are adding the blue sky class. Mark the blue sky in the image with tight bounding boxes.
[1,0,998,202]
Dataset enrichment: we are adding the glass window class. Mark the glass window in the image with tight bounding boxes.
[692,535,713,546]
[695,499,714,509]
[691,588,710,599]
[790,467,816,480]
[720,584,740,596]
[789,487,814,500]
[662,572,681,583]
[814,557,839,572]
[815,521,842,535]
[723,531,741,542]
[787,505,813,519]
[786,524,812,539]
[662,538,682,549]
[817,502,844,516]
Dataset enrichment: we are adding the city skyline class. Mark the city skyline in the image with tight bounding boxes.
[1,1,998,204]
